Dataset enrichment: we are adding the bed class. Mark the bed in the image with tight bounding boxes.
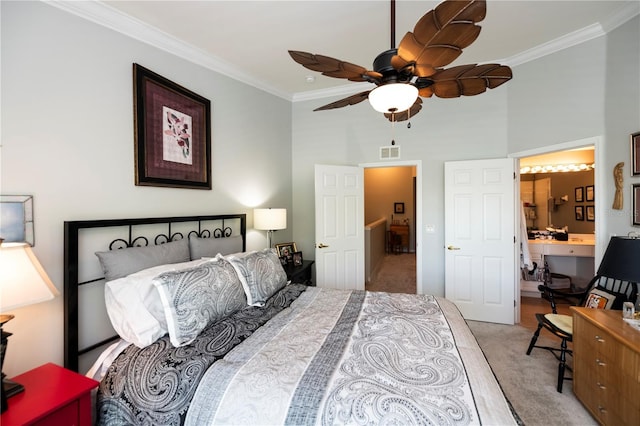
[63,213,519,425]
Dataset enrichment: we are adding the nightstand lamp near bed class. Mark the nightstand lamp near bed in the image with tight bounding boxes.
[254,208,287,248]
[0,240,59,412]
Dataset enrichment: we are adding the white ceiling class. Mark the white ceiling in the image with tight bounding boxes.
[58,1,639,100]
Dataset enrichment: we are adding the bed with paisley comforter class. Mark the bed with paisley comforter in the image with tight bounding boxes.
[63,214,518,425]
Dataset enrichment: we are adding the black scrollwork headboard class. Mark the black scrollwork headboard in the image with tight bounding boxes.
[63,214,246,372]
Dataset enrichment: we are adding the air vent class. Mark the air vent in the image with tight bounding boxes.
[380,145,400,160]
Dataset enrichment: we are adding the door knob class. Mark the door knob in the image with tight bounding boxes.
[318,243,329,248]
[447,245,460,251]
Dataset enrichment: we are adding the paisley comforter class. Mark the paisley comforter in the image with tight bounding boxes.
[97,285,517,425]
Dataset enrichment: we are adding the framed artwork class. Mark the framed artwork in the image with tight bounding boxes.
[394,202,405,214]
[575,206,584,221]
[585,185,594,202]
[632,132,640,176]
[133,63,212,189]
[0,195,34,246]
[586,205,595,222]
[633,184,640,226]
[574,187,583,202]
[292,251,303,266]
[275,242,297,260]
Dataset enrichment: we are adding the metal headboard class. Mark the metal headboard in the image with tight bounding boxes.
[63,214,246,372]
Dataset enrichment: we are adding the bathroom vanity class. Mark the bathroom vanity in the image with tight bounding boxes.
[521,235,595,297]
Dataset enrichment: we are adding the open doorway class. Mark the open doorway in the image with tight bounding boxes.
[514,138,601,323]
[362,163,420,294]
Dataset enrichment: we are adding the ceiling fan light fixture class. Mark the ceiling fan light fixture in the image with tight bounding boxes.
[368,83,418,114]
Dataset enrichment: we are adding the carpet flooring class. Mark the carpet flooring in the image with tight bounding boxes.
[467,320,596,425]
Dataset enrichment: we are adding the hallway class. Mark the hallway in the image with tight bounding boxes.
[366,253,416,294]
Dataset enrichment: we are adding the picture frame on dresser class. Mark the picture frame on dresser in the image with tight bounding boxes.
[632,131,640,176]
[633,184,640,226]
[275,242,297,263]
[133,63,212,190]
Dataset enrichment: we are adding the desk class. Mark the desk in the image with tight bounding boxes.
[389,224,409,253]
[571,308,640,425]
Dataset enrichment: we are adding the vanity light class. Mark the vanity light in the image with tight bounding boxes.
[520,163,595,174]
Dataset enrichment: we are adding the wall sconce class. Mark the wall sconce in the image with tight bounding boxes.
[0,241,59,411]
[253,208,287,248]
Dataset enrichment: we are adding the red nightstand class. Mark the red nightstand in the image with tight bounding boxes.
[1,363,99,426]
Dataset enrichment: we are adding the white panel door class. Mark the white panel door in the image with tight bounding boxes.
[314,164,364,290]
[444,159,516,324]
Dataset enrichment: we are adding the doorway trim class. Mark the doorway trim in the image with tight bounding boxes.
[509,136,603,322]
[360,160,423,294]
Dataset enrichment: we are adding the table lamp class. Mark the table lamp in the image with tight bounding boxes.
[254,208,286,248]
[0,240,59,412]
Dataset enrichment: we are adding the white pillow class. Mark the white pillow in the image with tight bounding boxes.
[104,258,211,348]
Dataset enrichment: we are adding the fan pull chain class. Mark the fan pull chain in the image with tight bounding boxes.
[390,112,396,145]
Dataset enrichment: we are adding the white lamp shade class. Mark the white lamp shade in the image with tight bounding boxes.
[368,83,419,113]
[254,208,287,231]
[0,242,59,311]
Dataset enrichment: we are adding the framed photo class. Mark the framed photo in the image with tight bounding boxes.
[632,132,640,176]
[275,242,297,260]
[575,206,584,221]
[586,205,595,222]
[394,202,405,214]
[292,251,303,266]
[133,63,212,189]
[574,187,583,202]
[585,185,594,202]
[0,195,34,246]
[633,184,640,226]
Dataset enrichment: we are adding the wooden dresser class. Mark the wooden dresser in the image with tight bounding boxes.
[389,224,409,253]
[571,307,640,425]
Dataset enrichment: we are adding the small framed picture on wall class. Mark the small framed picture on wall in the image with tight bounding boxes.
[586,205,595,222]
[585,185,594,202]
[631,132,640,176]
[575,206,584,221]
[394,202,405,214]
[574,187,583,202]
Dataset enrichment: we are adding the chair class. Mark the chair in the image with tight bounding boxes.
[387,231,402,255]
[526,236,640,393]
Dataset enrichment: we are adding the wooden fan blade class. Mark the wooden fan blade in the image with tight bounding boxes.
[429,63,512,98]
[384,98,423,122]
[289,51,381,82]
[395,0,486,75]
[314,91,372,111]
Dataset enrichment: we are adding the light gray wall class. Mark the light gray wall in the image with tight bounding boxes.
[293,17,640,297]
[1,1,292,376]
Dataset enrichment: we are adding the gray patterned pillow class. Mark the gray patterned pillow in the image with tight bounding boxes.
[152,255,247,347]
[227,248,288,306]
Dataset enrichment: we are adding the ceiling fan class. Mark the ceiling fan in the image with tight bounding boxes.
[289,0,512,122]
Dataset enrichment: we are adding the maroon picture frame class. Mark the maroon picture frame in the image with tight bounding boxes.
[133,64,211,189]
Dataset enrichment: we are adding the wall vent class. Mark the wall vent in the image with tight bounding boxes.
[379,145,400,160]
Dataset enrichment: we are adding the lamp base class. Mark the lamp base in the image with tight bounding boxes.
[3,375,24,398]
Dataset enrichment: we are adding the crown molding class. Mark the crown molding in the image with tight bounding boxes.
[45,0,639,103]
[45,0,291,101]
